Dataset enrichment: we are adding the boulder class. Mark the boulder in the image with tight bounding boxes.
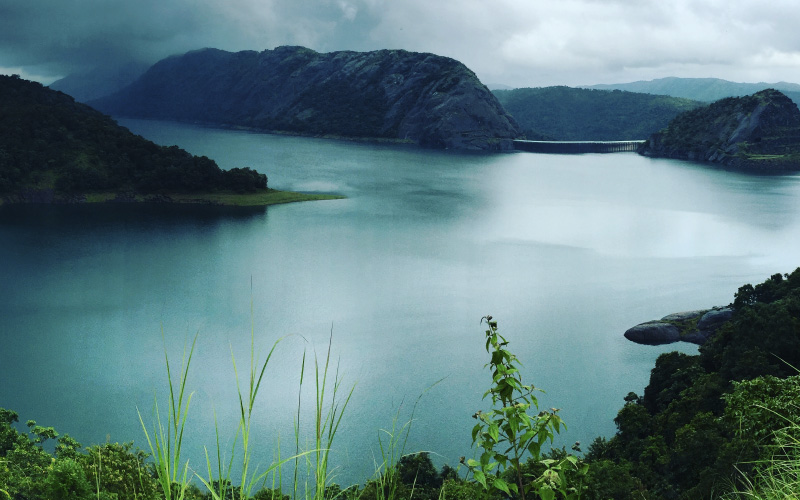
[623,306,734,346]
[624,322,681,345]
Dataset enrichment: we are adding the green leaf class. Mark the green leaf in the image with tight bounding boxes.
[473,469,487,488]
[492,478,511,495]
[538,485,556,500]
[488,424,499,443]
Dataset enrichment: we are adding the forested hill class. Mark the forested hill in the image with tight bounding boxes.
[0,75,267,203]
[492,86,700,140]
[639,88,800,171]
[91,46,521,151]
[585,268,800,499]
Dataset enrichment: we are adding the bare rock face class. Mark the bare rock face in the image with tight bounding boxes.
[624,322,681,345]
[624,307,734,346]
[92,46,521,151]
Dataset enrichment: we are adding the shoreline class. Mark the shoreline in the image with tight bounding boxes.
[0,188,345,207]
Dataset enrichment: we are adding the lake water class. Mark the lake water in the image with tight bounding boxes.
[2,119,800,487]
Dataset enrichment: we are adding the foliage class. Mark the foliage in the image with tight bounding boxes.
[0,407,158,500]
[467,316,585,500]
[42,458,93,500]
[586,267,800,499]
[81,442,161,500]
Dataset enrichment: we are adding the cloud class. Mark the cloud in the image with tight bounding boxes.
[2,0,800,87]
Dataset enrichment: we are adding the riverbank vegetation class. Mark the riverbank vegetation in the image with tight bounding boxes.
[3,270,800,499]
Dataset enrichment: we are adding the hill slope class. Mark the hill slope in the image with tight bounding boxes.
[639,89,800,171]
[0,75,275,203]
[92,46,521,151]
[493,86,700,140]
[585,77,800,105]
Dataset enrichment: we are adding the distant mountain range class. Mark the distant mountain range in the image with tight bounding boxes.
[493,86,701,141]
[584,77,800,105]
[90,46,521,151]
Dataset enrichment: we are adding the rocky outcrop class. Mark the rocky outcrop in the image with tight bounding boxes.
[91,46,521,151]
[638,89,800,171]
[624,307,734,346]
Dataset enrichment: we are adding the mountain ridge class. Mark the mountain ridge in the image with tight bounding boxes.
[91,46,521,151]
[583,76,800,105]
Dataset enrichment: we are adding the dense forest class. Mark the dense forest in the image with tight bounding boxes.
[3,270,800,499]
[492,86,700,141]
[0,75,267,199]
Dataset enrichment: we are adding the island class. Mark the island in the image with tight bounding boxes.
[0,74,341,206]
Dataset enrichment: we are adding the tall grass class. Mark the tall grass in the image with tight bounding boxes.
[293,328,355,500]
[725,424,800,499]
[137,329,197,500]
[140,306,358,500]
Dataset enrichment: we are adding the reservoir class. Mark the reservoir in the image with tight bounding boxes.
[2,119,800,487]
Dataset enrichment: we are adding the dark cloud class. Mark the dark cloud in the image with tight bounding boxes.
[1,0,799,86]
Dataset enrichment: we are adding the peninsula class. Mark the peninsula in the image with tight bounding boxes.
[0,75,340,206]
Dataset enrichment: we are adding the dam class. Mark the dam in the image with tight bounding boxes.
[514,140,646,154]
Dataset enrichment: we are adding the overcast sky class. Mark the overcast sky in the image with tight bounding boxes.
[2,0,800,87]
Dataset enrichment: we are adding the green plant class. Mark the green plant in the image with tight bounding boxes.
[467,316,585,500]
[292,329,355,500]
[137,330,198,500]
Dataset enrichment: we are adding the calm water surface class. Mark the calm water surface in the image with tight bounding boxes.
[2,119,800,486]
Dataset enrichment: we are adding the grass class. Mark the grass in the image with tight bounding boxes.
[139,296,358,500]
[723,426,800,499]
[4,188,344,207]
[88,189,344,206]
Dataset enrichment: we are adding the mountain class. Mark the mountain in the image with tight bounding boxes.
[492,86,701,140]
[91,46,521,151]
[584,77,800,105]
[49,60,150,102]
[0,74,270,203]
[639,89,800,171]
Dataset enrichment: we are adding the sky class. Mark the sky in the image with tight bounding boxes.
[2,0,800,88]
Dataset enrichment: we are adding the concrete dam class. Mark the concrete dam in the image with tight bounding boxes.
[513,140,646,154]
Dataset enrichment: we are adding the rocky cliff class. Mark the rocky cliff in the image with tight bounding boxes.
[92,46,521,151]
[639,89,800,171]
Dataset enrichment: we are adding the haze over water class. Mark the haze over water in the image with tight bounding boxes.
[2,119,800,486]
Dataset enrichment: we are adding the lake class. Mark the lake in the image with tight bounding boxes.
[2,119,800,487]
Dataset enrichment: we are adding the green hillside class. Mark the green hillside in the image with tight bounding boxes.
[493,86,700,140]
